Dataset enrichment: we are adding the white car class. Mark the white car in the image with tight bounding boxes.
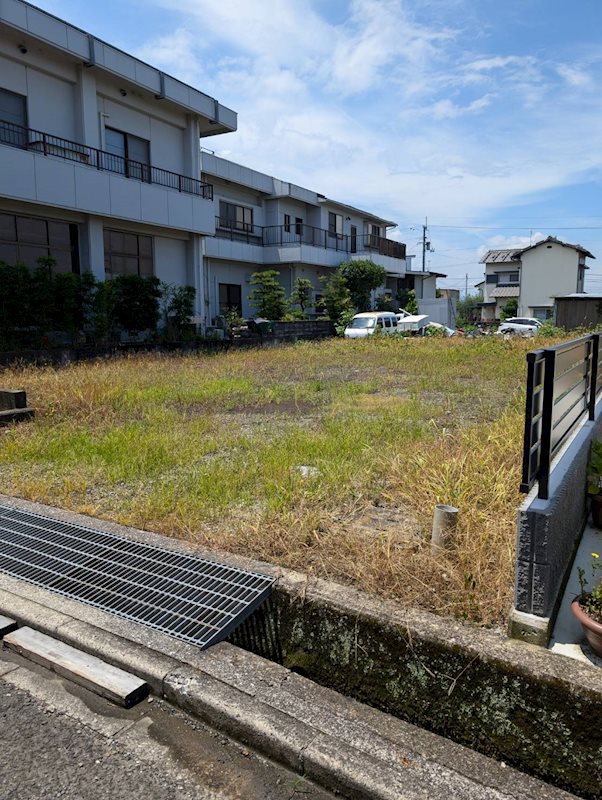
[344,311,399,338]
[426,322,456,337]
[497,317,543,336]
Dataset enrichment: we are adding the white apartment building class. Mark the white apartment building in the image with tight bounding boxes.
[479,237,594,322]
[0,0,236,319]
[0,0,443,328]
[201,153,440,321]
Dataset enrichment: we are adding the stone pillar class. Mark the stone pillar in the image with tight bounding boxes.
[186,234,207,328]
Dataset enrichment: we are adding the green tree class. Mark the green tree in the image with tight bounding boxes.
[456,292,482,327]
[289,277,313,317]
[248,270,287,319]
[396,288,418,314]
[165,284,196,340]
[500,298,518,320]
[320,271,353,321]
[338,259,387,311]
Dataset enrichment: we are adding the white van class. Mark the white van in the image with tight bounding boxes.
[344,311,399,338]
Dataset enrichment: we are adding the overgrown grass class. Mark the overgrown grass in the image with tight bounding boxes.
[0,336,555,626]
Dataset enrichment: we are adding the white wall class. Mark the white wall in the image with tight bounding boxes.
[519,243,582,315]
[153,236,188,286]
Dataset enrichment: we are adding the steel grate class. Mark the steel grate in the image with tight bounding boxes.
[0,505,274,649]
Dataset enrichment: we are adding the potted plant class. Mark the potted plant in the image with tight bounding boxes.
[586,440,602,528]
[571,553,602,657]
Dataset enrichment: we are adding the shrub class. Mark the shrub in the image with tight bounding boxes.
[289,277,313,317]
[249,270,287,319]
[320,271,353,321]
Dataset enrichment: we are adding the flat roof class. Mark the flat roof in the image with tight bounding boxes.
[1,0,237,135]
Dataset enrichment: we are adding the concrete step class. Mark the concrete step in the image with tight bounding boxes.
[0,583,577,800]
[0,614,17,637]
[3,626,149,708]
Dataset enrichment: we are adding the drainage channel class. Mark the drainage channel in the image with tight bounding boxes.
[0,504,274,649]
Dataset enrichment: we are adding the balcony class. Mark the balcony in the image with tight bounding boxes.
[214,220,406,260]
[0,120,213,199]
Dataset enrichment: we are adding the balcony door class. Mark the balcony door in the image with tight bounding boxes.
[0,88,27,148]
[105,128,150,181]
[350,225,357,253]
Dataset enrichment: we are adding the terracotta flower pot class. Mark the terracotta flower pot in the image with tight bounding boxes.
[571,597,602,657]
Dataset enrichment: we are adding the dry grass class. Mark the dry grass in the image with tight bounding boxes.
[0,336,551,626]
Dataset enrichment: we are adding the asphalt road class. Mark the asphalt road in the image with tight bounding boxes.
[0,649,334,800]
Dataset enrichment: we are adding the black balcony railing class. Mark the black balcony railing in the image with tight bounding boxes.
[214,220,406,259]
[0,119,213,200]
[521,333,602,499]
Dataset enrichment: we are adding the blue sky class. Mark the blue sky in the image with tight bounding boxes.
[34,0,602,293]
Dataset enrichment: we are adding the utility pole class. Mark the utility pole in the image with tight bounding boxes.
[465,273,468,299]
[421,217,432,272]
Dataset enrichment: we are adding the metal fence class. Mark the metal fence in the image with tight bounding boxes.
[521,332,602,499]
[0,119,213,199]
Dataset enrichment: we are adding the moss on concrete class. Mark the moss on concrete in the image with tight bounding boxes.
[233,584,602,799]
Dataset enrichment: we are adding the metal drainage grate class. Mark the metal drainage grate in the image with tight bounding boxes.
[0,504,275,649]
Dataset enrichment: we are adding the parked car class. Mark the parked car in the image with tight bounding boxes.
[496,317,543,336]
[344,312,399,338]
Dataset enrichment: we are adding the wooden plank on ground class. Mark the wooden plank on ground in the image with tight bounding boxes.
[3,627,149,707]
[0,615,18,637]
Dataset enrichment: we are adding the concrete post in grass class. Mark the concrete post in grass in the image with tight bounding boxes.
[0,390,34,424]
[431,504,459,552]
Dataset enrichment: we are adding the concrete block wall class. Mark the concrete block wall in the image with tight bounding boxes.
[509,401,602,644]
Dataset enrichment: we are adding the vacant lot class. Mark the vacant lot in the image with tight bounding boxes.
[0,337,542,625]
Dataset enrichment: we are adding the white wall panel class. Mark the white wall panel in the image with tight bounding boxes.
[154,236,187,285]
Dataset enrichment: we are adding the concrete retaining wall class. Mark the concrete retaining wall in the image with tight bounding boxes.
[232,576,602,799]
[509,399,602,645]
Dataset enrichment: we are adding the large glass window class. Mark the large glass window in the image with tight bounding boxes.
[103,229,153,278]
[219,283,242,316]
[0,88,27,148]
[0,212,78,273]
[105,128,150,181]
[219,201,253,232]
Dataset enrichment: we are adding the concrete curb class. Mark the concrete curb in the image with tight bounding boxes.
[0,579,578,800]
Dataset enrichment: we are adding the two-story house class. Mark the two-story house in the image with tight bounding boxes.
[0,0,236,320]
[478,237,594,322]
[201,153,441,321]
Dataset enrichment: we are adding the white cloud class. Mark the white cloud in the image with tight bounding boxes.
[556,64,593,88]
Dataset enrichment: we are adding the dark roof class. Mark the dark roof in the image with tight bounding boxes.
[480,236,595,264]
[479,248,522,264]
[517,236,595,259]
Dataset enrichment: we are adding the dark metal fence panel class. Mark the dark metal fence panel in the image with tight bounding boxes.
[521,332,602,499]
[0,119,212,199]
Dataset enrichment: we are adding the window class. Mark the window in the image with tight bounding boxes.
[105,128,150,181]
[530,308,553,322]
[498,271,519,284]
[383,317,392,328]
[328,212,343,238]
[486,274,499,284]
[219,283,242,315]
[284,214,291,233]
[350,225,357,253]
[295,217,303,235]
[219,201,253,232]
[103,229,153,278]
[0,88,27,148]
[370,224,381,238]
[0,212,79,273]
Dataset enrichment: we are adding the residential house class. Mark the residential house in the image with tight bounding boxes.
[202,153,442,322]
[479,237,594,322]
[0,0,236,321]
